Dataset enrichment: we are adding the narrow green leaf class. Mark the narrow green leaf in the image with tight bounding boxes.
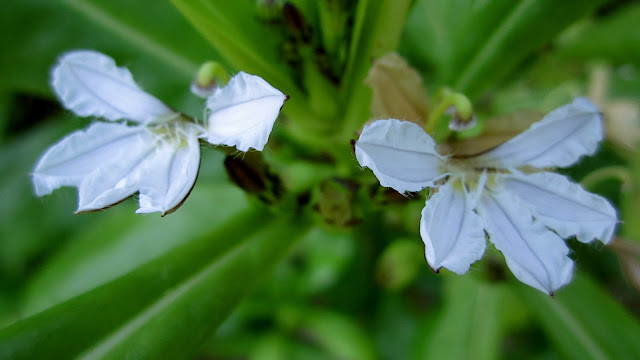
[0,207,311,360]
[402,0,607,99]
[517,273,640,360]
[340,0,413,137]
[416,276,505,360]
[401,0,516,85]
[61,0,199,77]
[278,306,377,360]
[453,0,607,98]
[0,120,89,282]
[0,0,212,103]
[78,217,312,360]
[22,181,243,316]
[170,0,316,138]
[170,0,303,99]
[560,3,640,64]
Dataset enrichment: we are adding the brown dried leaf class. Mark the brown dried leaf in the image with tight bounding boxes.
[365,53,429,125]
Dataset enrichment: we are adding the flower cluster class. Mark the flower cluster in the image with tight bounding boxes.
[355,98,618,293]
[32,50,287,215]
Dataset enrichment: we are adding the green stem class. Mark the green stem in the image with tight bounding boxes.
[580,166,631,190]
[339,0,413,140]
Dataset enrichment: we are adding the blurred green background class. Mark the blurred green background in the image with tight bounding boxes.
[1,0,639,359]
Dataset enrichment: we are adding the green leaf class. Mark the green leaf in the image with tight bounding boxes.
[22,181,244,316]
[340,0,413,138]
[0,120,89,283]
[517,273,640,360]
[278,306,377,360]
[0,0,212,108]
[416,276,505,360]
[402,0,608,99]
[0,208,312,360]
[170,0,304,101]
[560,3,640,64]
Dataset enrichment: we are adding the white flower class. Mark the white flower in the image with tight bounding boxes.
[355,98,618,294]
[33,50,287,215]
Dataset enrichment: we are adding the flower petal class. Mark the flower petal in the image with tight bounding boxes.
[500,172,617,244]
[203,72,287,151]
[479,188,574,294]
[52,50,176,124]
[76,129,159,212]
[355,119,446,193]
[474,98,603,169]
[32,122,150,196]
[136,129,201,215]
[420,180,486,274]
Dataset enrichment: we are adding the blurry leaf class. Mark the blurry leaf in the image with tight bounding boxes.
[376,239,424,290]
[517,273,640,360]
[254,227,355,302]
[293,228,355,294]
[560,3,640,64]
[416,276,505,360]
[365,53,429,124]
[402,0,514,83]
[374,292,421,360]
[22,182,244,315]
[0,120,87,281]
[0,208,312,360]
[250,332,330,360]
[250,333,291,360]
[340,0,413,136]
[0,0,212,111]
[170,0,304,101]
[278,306,377,360]
[402,0,608,98]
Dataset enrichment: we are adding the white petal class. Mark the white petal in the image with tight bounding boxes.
[76,129,159,212]
[500,172,617,244]
[203,72,286,151]
[52,50,176,124]
[420,180,486,274]
[136,129,200,215]
[474,98,603,169]
[32,122,150,196]
[479,188,574,294]
[355,119,446,193]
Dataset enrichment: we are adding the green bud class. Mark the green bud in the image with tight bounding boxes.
[426,88,476,134]
[190,61,230,98]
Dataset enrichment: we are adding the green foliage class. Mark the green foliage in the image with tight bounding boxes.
[1,0,639,359]
[416,276,505,360]
[517,274,640,360]
[0,208,311,360]
[559,2,640,64]
[402,0,609,98]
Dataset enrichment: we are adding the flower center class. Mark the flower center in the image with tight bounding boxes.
[149,120,195,148]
